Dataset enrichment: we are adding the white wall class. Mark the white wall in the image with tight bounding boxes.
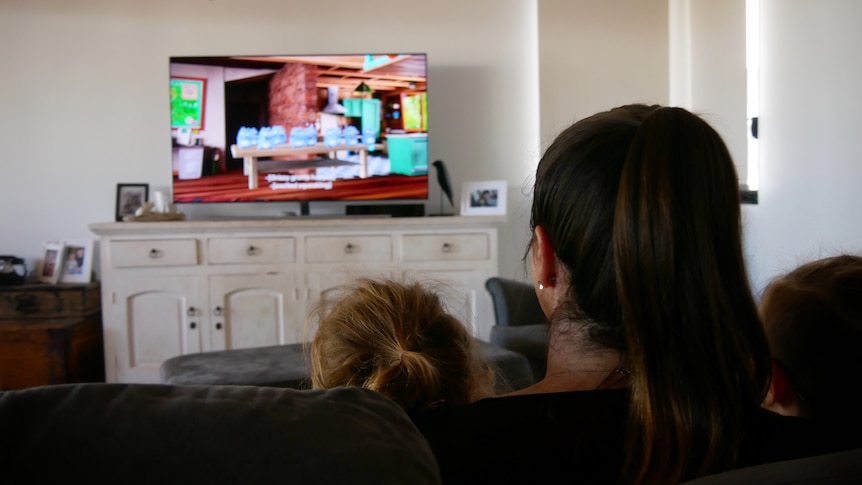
[524,0,670,280]
[743,0,862,293]
[0,0,540,281]
[539,0,670,145]
[2,0,859,295]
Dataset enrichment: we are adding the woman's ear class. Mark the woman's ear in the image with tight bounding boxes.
[531,226,558,289]
[531,226,563,318]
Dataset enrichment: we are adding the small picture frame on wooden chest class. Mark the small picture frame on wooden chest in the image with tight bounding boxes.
[37,241,65,284]
[60,239,94,284]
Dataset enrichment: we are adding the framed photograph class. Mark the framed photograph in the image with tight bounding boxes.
[116,183,149,221]
[60,239,94,283]
[170,76,206,130]
[37,241,65,284]
[460,180,507,216]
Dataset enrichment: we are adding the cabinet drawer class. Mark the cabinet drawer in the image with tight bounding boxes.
[0,283,101,320]
[305,235,392,263]
[111,239,198,268]
[208,237,296,264]
[402,233,489,262]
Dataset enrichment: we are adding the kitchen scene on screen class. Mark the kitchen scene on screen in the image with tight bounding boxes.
[170,54,429,203]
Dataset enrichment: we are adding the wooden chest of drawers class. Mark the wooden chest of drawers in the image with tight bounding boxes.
[0,283,104,390]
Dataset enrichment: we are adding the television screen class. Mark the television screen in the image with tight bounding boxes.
[169,54,429,205]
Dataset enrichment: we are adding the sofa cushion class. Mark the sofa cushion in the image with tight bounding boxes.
[160,343,311,388]
[160,340,535,393]
[0,383,441,485]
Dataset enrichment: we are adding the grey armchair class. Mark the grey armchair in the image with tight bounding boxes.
[485,277,549,383]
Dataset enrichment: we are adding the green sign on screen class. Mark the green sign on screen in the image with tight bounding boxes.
[170,77,206,129]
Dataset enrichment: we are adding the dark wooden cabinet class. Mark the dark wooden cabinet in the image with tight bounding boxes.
[0,283,104,390]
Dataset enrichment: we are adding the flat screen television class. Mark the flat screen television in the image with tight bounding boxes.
[169,54,429,214]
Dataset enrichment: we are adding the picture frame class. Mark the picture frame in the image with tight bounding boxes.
[37,241,65,284]
[460,180,507,216]
[170,76,206,130]
[60,239,94,284]
[116,183,149,221]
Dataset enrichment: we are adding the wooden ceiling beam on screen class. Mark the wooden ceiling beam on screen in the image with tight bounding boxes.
[236,55,366,70]
[317,77,414,90]
[361,54,412,73]
[318,68,425,83]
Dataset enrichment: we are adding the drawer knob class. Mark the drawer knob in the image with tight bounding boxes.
[149,248,161,258]
[215,322,223,330]
[213,306,223,316]
[190,322,197,329]
[344,243,356,254]
[246,245,258,255]
[187,306,196,317]
[441,242,452,253]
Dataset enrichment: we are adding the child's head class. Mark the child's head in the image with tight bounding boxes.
[760,254,862,425]
[308,278,497,414]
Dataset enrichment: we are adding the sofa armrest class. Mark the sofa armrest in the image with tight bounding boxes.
[0,383,441,485]
[679,448,862,484]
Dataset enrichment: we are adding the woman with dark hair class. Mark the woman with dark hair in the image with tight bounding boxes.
[414,104,855,484]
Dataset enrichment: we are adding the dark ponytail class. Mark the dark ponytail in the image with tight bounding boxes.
[614,107,770,482]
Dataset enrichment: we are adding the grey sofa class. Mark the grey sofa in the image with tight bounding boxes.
[0,383,440,484]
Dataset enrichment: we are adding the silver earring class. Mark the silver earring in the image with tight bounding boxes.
[538,282,544,290]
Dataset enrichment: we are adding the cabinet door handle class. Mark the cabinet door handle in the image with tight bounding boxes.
[213,306,223,316]
[441,242,452,253]
[149,248,161,258]
[344,243,355,254]
[190,322,197,329]
[215,322,223,330]
[246,245,258,255]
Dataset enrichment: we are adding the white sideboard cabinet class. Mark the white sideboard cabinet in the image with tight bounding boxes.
[90,216,503,383]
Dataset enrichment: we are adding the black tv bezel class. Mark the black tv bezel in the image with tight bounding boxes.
[168,53,430,208]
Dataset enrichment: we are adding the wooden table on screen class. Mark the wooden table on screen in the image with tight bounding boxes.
[230,143,384,190]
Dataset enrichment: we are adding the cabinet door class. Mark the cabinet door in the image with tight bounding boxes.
[109,275,202,383]
[305,268,395,333]
[408,269,494,340]
[208,274,301,351]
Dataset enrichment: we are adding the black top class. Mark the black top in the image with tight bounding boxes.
[413,389,858,484]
